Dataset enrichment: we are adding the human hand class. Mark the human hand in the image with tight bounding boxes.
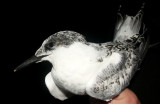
[90,88,140,104]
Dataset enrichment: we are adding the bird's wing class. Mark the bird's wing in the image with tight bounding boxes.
[86,48,136,101]
[45,72,73,100]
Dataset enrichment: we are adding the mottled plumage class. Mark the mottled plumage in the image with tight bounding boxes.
[15,4,148,102]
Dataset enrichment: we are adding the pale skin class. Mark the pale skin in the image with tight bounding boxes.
[90,88,141,104]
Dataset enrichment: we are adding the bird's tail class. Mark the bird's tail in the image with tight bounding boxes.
[113,3,146,43]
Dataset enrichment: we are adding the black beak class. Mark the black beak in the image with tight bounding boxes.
[14,55,47,72]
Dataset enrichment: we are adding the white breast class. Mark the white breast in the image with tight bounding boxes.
[51,42,100,82]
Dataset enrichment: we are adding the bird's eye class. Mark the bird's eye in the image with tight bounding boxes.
[48,42,54,47]
[45,42,54,51]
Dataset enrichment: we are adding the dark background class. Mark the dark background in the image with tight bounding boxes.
[2,0,160,104]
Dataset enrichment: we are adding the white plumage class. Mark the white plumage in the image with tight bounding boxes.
[15,3,148,102]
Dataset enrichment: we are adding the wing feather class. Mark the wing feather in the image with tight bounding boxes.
[86,51,130,101]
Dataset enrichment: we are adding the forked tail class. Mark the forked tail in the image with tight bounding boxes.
[113,3,146,43]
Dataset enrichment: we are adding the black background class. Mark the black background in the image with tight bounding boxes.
[2,0,160,104]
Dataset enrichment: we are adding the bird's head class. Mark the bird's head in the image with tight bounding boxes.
[14,30,86,72]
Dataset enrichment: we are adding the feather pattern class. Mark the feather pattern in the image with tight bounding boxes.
[15,3,149,102]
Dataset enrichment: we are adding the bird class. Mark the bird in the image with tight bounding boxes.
[14,3,149,102]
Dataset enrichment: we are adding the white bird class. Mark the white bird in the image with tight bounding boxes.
[14,4,149,102]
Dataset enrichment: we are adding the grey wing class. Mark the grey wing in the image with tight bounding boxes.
[86,51,135,101]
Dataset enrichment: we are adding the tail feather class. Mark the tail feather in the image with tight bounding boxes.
[113,3,145,42]
[139,35,150,65]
